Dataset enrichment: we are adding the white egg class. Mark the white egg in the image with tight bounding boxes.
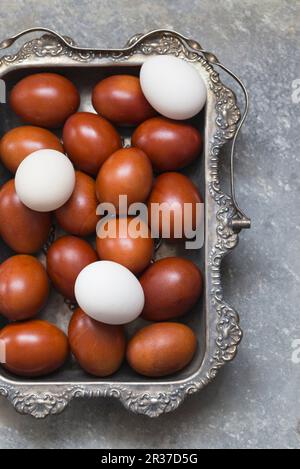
[75,261,145,325]
[140,55,207,120]
[15,149,75,212]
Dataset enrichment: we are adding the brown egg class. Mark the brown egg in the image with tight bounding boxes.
[10,73,80,128]
[92,75,156,126]
[0,126,64,174]
[55,171,99,236]
[96,147,153,211]
[132,117,203,171]
[127,322,197,377]
[0,179,51,253]
[0,255,49,321]
[96,217,154,275]
[63,112,121,176]
[68,308,126,377]
[147,172,203,240]
[47,235,98,301]
[0,320,69,377]
[140,257,203,321]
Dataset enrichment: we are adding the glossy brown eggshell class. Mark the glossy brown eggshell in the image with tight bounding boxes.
[147,172,203,240]
[127,322,197,377]
[0,126,64,174]
[63,112,121,176]
[46,235,98,301]
[96,147,153,211]
[132,117,202,171]
[10,73,80,128]
[0,179,51,254]
[140,257,203,321]
[92,75,156,126]
[55,171,99,237]
[68,308,126,377]
[0,255,49,321]
[0,320,69,377]
[96,217,154,275]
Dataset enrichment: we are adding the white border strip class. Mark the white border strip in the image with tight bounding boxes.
[0,340,6,364]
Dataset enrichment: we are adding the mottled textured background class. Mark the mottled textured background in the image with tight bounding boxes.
[0,0,299,450]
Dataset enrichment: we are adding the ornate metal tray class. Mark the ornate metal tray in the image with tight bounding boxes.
[0,28,250,418]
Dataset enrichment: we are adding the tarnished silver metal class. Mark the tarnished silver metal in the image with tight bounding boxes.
[0,28,250,418]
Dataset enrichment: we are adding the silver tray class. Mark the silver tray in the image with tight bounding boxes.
[0,28,250,419]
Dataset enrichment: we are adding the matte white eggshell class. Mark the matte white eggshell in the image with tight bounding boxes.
[15,149,75,212]
[75,261,145,325]
[140,55,207,120]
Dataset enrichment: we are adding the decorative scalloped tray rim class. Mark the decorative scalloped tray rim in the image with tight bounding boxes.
[0,30,243,418]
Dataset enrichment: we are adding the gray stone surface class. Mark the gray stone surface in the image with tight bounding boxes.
[0,0,300,450]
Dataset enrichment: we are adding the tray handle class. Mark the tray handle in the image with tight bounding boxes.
[201,51,251,231]
[217,61,251,231]
[0,27,73,51]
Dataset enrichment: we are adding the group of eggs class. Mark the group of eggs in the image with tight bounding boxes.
[0,56,206,379]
